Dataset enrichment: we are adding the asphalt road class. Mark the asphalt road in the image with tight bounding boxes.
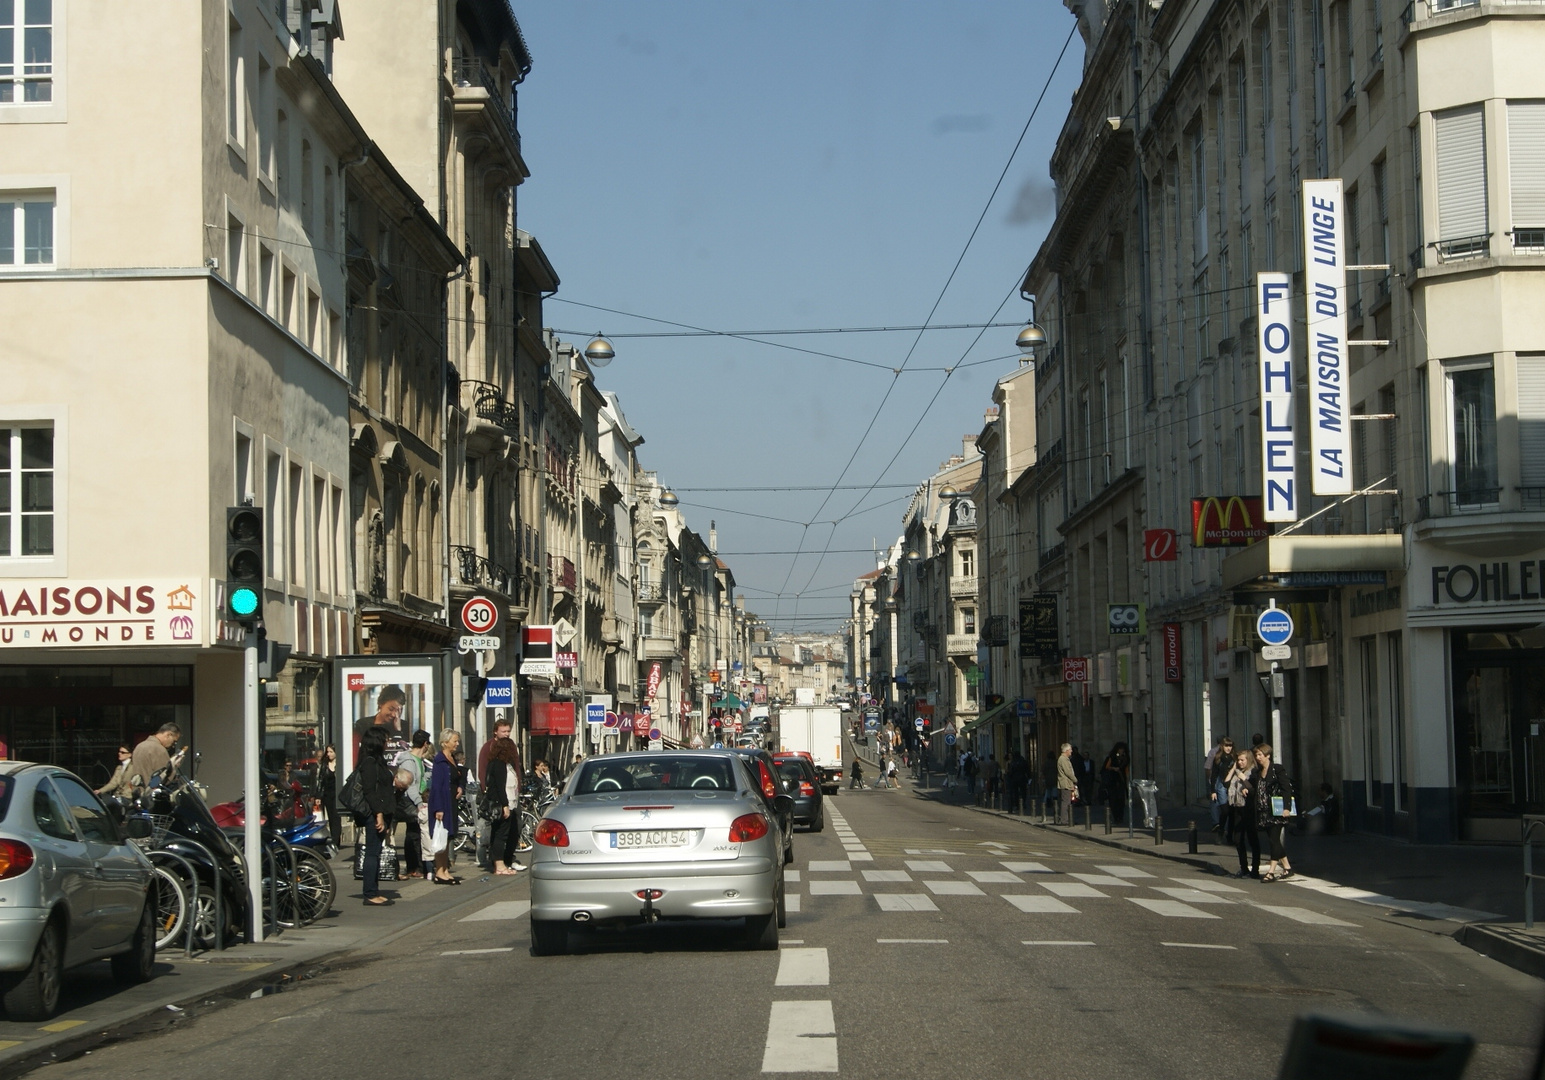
[29,772,1545,1080]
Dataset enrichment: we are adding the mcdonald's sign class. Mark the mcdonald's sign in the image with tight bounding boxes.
[1191,496,1271,548]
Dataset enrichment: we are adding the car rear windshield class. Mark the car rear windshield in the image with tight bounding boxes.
[0,777,12,822]
[776,761,807,786]
[575,756,740,794]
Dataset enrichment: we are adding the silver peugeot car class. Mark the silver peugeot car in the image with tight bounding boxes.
[528,750,791,955]
[0,763,158,1019]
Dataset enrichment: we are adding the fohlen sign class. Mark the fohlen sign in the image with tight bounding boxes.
[1256,272,1298,522]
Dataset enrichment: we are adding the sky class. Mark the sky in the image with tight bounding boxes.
[514,2,1086,633]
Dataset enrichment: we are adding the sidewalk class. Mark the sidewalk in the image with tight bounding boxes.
[0,857,523,1071]
[901,759,1545,982]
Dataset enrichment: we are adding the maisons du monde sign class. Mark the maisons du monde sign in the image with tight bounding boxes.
[0,579,205,647]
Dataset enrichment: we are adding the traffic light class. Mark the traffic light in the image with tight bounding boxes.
[225,506,264,627]
[985,693,1005,710]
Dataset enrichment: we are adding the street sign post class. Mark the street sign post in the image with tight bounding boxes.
[1256,600,1293,747]
[1256,604,1294,646]
[914,717,924,732]
[483,677,514,708]
[459,596,500,635]
[458,635,500,652]
[586,701,606,726]
[1261,644,1292,661]
[944,733,956,746]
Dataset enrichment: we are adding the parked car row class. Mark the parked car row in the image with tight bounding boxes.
[527,746,830,956]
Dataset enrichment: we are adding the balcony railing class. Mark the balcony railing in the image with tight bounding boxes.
[945,633,976,656]
[1431,233,1491,262]
[452,545,515,596]
[637,581,665,604]
[1417,487,1503,519]
[949,576,978,598]
[1038,438,1064,467]
[1519,486,1545,510]
[549,554,577,592]
[1511,229,1545,254]
[1039,540,1067,567]
[462,379,519,432]
[452,56,520,152]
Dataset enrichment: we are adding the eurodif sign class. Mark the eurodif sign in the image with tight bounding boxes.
[0,579,206,648]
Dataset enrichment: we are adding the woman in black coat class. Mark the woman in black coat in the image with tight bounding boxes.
[484,737,525,875]
[357,726,398,906]
[1253,743,1296,882]
[316,744,341,852]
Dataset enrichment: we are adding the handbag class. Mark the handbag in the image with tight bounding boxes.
[339,768,371,817]
[429,821,450,855]
[353,837,399,880]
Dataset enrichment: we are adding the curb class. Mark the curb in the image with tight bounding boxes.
[1455,924,1545,981]
[0,874,516,1077]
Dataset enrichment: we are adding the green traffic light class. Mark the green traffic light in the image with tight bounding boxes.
[229,587,260,618]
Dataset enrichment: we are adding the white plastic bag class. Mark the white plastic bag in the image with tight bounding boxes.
[429,821,450,855]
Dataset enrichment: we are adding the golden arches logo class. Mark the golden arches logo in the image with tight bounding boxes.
[1191,497,1269,548]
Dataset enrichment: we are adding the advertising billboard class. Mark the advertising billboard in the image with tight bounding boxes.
[1257,271,1298,521]
[336,654,443,779]
[1303,179,1353,495]
[1191,496,1271,547]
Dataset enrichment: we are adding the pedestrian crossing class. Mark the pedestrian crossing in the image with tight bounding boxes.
[789,810,1364,930]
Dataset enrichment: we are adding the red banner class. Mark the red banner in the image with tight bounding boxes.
[1143,529,1179,561]
[645,661,662,701]
[633,709,651,736]
[531,701,575,735]
[1162,623,1183,683]
[1062,657,1089,683]
[1191,496,1270,547]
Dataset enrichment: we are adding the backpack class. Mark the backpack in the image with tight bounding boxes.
[338,767,371,817]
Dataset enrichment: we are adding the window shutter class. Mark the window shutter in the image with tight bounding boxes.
[1435,106,1488,239]
[1519,356,1545,488]
[1508,102,1545,227]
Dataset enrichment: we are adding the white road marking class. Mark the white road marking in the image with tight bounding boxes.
[1161,942,1237,950]
[1001,861,1054,874]
[786,870,801,882]
[783,939,805,945]
[458,900,531,922]
[849,852,874,862]
[1095,864,1155,879]
[966,870,1023,884]
[861,870,913,882]
[1283,876,1500,922]
[905,860,953,873]
[440,947,516,955]
[762,1000,838,1073]
[1153,887,1234,905]
[1003,895,1080,914]
[1068,873,1137,887]
[1022,939,1094,945]
[904,848,965,855]
[924,880,986,896]
[1172,877,1246,894]
[775,947,830,986]
[1040,882,1109,899]
[808,860,851,872]
[1127,897,1219,919]
[1258,905,1358,927]
[877,938,948,944]
[874,894,939,912]
[809,880,862,896]
[786,893,802,913]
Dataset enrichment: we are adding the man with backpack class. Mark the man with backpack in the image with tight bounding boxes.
[395,731,433,878]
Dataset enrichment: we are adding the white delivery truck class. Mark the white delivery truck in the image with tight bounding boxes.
[775,701,845,793]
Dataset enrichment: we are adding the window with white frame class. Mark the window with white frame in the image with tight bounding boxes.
[0,424,53,557]
[1446,361,1498,507]
[1434,105,1488,258]
[0,0,52,104]
[0,192,53,267]
[958,548,974,579]
[1508,101,1545,251]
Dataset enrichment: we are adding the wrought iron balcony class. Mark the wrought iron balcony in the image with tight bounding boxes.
[1431,233,1491,262]
[452,545,515,596]
[1416,487,1503,519]
[1519,486,1545,510]
[637,581,666,604]
[461,379,519,433]
[452,56,521,152]
[949,576,978,598]
[1511,229,1545,254]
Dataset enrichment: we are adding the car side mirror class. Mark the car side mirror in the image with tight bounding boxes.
[125,815,153,840]
[774,794,794,815]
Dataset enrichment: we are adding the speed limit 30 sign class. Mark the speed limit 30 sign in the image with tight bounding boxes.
[460,596,500,635]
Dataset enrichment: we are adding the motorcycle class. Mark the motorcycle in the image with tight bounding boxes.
[134,771,250,949]
[208,787,337,926]
[210,784,338,860]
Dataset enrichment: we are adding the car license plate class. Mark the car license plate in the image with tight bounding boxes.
[610,829,692,849]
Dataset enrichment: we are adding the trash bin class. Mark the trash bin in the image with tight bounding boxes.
[1132,779,1159,827]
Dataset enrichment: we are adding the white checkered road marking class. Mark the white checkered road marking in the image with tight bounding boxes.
[904,860,953,873]
[1003,895,1080,914]
[862,870,912,883]
[775,948,830,986]
[809,880,862,896]
[1001,861,1054,874]
[1127,897,1219,919]
[874,894,939,912]
[924,880,986,896]
[1258,905,1357,927]
[966,870,1023,884]
[1153,887,1234,905]
[1096,865,1155,879]
[1068,873,1138,887]
[808,860,851,872]
[762,1000,837,1073]
[1040,882,1109,899]
[459,900,531,922]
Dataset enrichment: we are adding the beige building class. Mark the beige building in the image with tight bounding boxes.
[0,0,362,798]
[1007,0,1545,840]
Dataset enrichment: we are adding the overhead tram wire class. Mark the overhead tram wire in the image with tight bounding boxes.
[550,320,1027,339]
[776,19,1079,627]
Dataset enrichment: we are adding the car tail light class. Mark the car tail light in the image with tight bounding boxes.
[0,840,35,881]
[757,762,777,799]
[729,813,769,843]
[635,888,664,900]
[534,819,570,847]
[800,781,815,796]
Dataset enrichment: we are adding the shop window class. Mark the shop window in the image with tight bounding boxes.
[0,423,53,558]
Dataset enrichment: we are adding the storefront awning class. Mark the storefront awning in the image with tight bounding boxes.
[1221,534,1404,590]
[958,699,1013,736]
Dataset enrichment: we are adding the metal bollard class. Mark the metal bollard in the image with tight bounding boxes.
[1155,815,1164,845]
[1104,809,1112,835]
[1187,821,1198,853]
[1083,803,1091,831]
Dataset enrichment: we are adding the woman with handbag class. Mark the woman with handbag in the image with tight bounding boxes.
[1226,748,1260,879]
[1253,743,1296,882]
[428,729,462,885]
[484,737,525,875]
[316,744,342,853]
[356,726,397,906]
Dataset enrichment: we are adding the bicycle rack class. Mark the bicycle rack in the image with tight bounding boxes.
[145,848,199,958]
[158,836,227,952]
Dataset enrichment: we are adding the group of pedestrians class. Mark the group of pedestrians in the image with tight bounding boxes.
[1208,734,1297,881]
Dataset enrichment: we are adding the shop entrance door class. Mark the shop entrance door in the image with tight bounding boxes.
[1454,631,1545,818]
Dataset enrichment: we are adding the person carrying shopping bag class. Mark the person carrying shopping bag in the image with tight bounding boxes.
[427,729,462,885]
[1254,743,1296,882]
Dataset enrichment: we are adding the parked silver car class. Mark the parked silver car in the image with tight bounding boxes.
[528,751,791,955]
[0,763,157,1019]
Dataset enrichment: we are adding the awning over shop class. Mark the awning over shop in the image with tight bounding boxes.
[1221,534,1404,590]
[713,693,745,710]
[958,699,1013,737]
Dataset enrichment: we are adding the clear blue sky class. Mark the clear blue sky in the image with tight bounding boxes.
[515,2,1084,631]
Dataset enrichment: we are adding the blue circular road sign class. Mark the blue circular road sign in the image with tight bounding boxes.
[944,733,956,746]
[1256,606,1294,647]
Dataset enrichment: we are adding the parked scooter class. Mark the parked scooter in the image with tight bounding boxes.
[210,785,338,860]
[133,771,250,949]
